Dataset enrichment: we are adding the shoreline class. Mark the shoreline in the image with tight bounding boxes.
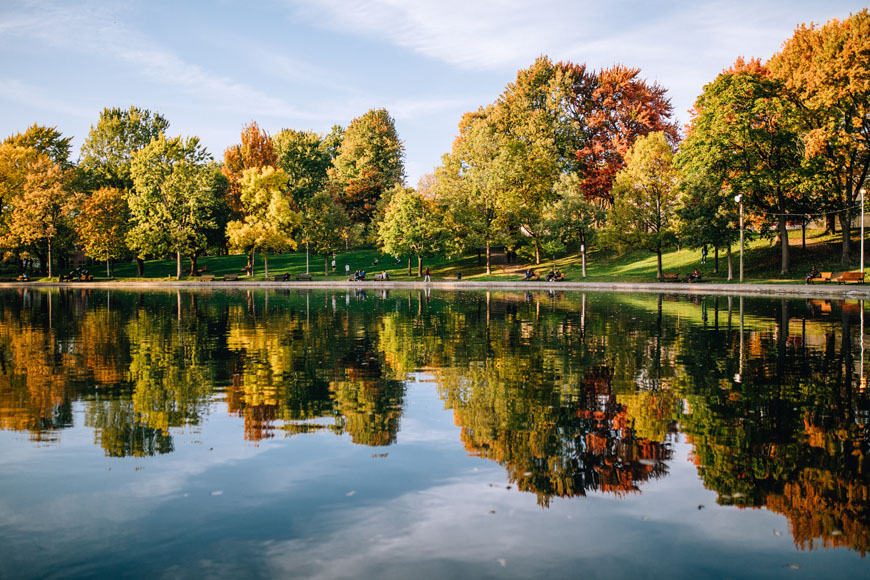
[2,279,869,300]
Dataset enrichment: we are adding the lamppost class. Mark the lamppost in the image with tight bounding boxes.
[735,194,744,282]
[861,187,866,274]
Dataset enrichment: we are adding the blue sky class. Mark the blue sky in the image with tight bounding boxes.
[0,0,865,186]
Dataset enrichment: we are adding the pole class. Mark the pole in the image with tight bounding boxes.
[861,188,865,274]
[306,242,309,275]
[734,195,744,283]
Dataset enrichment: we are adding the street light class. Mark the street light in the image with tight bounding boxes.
[735,194,743,282]
[861,187,866,275]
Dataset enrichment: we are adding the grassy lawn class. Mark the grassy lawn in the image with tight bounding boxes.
[10,228,869,283]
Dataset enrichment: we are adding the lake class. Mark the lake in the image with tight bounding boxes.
[0,287,867,579]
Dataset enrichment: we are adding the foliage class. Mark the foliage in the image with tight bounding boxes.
[226,166,300,277]
[222,121,277,217]
[378,185,443,275]
[561,62,679,205]
[7,155,78,277]
[768,9,870,263]
[301,190,351,276]
[76,186,130,266]
[79,107,169,189]
[128,134,221,278]
[607,132,679,280]
[273,128,332,208]
[330,109,404,226]
[543,173,605,274]
[3,124,72,168]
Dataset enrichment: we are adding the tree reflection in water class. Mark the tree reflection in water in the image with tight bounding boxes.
[0,288,866,554]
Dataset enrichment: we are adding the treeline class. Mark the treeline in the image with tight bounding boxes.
[1,10,867,279]
[0,107,404,279]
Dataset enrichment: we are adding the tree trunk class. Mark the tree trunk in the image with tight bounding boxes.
[656,248,663,281]
[417,255,422,277]
[534,238,541,264]
[188,252,199,276]
[727,245,733,280]
[47,238,53,278]
[713,246,719,274]
[801,219,806,249]
[826,213,836,235]
[486,242,491,275]
[176,250,182,280]
[581,233,587,278]
[136,257,144,277]
[107,259,111,278]
[407,257,412,277]
[841,208,852,265]
[264,253,269,279]
[778,213,790,274]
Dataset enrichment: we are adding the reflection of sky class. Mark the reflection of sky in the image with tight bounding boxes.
[0,380,866,579]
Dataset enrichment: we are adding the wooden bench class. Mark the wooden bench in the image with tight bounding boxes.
[296,273,313,281]
[808,272,833,284]
[224,274,239,281]
[662,273,682,282]
[199,274,215,281]
[836,271,865,284]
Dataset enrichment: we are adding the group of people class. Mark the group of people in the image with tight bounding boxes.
[522,268,565,281]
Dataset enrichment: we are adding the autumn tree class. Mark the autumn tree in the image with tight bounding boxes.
[768,10,870,265]
[79,106,169,189]
[7,155,78,277]
[3,124,73,168]
[222,121,277,218]
[0,144,38,242]
[300,190,351,276]
[226,166,300,278]
[128,135,221,279]
[329,109,404,226]
[684,58,805,274]
[75,187,129,277]
[607,132,679,280]
[560,62,679,206]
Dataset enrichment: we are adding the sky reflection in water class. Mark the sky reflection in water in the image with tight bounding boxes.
[0,288,867,579]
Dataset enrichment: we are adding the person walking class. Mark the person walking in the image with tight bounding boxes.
[424,267,430,282]
[701,245,707,264]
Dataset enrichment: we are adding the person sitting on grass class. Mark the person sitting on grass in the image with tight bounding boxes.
[381,271,389,281]
[805,265,820,284]
[523,269,536,281]
[689,268,702,282]
[546,269,556,282]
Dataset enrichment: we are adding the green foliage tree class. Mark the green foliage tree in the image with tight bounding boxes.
[273,128,332,208]
[607,132,680,280]
[684,58,805,274]
[673,170,738,277]
[226,166,300,278]
[378,185,443,276]
[301,190,351,276]
[436,110,512,274]
[330,109,404,226]
[542,173,605,277]
[128,135,221,279]
[79,106,169,189]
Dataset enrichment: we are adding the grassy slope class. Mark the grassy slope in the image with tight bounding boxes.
[20,228,870,283]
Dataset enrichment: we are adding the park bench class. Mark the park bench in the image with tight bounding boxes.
[296,273,313,281]
[199,274,215,282]
[662,273,682,282]
[808,272,833,284]
[224,274,239,281]
[835,271,865,284]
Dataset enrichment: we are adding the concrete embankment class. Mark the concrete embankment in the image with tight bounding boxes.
[3,279,870,300]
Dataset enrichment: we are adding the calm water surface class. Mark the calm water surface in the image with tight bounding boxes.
[0,288,867,579]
